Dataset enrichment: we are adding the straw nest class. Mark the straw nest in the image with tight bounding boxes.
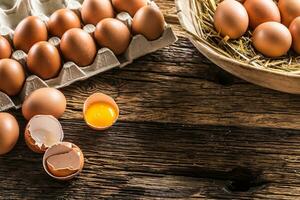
[187,0,300,73]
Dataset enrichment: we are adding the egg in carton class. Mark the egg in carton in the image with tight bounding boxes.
[0,0,177,111]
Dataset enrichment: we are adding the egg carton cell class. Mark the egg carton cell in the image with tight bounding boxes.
[0,0,177,111]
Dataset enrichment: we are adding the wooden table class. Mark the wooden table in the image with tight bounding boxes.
[1,1,300,199]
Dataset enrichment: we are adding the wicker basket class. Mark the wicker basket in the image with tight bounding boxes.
[176,0,300,94]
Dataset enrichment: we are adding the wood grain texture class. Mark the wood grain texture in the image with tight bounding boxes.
[61,38,300,130]
[2,121,300,199]
[1,0,300,199]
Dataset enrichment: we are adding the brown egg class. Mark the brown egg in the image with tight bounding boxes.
[252,22,292,57]
[278,0,300,27]
[214,0,249,39]
[27,41,61,80]
[244,0,281,29]
[13,16,48,53]
[22,87,66,120]
[0,59,25,96]
[94,18,131,55]
[60,28,96,67]
[0,36,11,59]
[0,113,19,155]
[112,0,147,17]
[132,6,165,41]
[48,9,81,38]
[289,17,300,54]
[81,0,114,25]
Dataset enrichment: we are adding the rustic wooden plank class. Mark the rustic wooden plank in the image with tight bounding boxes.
[1,121,300,199]
[45,37,300,130]
[1,0,300,199]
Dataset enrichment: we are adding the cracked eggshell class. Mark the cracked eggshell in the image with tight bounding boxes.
[43,142,84,180]
[24,115,64,153]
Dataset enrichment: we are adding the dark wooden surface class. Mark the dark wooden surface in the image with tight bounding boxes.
[1,1,300,199]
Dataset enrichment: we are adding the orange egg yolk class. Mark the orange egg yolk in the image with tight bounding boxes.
[85,102,117,128]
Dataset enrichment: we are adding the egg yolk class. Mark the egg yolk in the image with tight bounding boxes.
[85,102,117,128]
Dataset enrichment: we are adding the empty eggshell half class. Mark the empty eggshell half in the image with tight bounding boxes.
[24,115,64,153]
[83,93,119,130]
[43,142,84,180]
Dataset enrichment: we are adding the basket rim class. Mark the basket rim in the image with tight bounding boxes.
[175,0,300,79]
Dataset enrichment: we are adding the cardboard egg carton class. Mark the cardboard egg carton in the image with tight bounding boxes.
[0,0,177,111]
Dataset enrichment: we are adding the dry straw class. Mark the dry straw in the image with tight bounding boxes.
[186,0,300,73]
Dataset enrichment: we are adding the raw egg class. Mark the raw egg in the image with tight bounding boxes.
[213,0,249,39]
[13,16,48,53]
[22,87,66,120]
[27,41,61,80]
[48,8,81,38]
[0,36,11,59]
[0,59,25,96]
[43,142,84,180]
[278,0,300,27]
[85,103,117,128]
[132,6,165,41]
[112,0,148,17]
[0,113,19,155]
[83,93,119,130]
[244,0,281,29]
[24,115,64,153]
[94,18,131,55]
[60,28,97,67]
[289,16,300,54]
[81,0,114,25]
[252,22,292,57]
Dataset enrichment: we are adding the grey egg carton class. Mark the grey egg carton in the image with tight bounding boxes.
[0,0,177,111]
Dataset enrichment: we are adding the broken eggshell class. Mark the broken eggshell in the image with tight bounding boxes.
[43,142,84,180]
[24,115,64,153]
